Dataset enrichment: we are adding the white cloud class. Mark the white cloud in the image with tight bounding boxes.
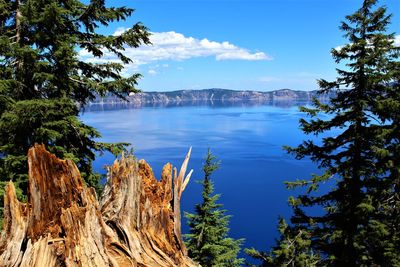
[148,69,157,75]
[335,35,400,52]
[216,51,268,61]
[78,30,272,70]
[334,45,344,52]
[113,27,127,37]
[395,35,400,47]
[177,66,184,71]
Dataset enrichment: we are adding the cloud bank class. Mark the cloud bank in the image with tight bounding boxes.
[78,29,271,70]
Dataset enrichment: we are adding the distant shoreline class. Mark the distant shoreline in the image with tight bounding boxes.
[88,88,335,107]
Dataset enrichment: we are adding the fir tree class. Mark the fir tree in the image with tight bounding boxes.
[249,0,400,266]
[369,23,400,267]
[185,149,244,267]
[0,1,149,203]
[246,218,320,267]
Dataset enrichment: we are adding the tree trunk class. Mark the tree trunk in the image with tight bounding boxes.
[14,0,25,98]
[15,0,22,44]
[0,144,198,267]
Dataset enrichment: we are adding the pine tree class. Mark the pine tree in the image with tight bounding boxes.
[248,0,400,266]
[0,0,149,206]
[371,51,400,266]
[246,218,320,267]
[185,149,244,267]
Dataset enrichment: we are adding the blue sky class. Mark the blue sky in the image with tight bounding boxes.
[83,0,400,92]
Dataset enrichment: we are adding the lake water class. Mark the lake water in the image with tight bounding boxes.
[81,101,328,259]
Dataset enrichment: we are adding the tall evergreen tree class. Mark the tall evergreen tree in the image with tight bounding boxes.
[0,1,149,202]
[248,0,400,266]
[369,22,400,266]
[185,149,244,267]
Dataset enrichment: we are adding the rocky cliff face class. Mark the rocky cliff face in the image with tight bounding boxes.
[88,88,336,107]
[0,144,197,267]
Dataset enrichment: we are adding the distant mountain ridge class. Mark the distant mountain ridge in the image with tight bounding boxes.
[88,88,335,106]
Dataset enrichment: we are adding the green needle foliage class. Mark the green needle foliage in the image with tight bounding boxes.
[246,218,320,267]
[0,0,150,208]
[185,149,244,267]
[248,0,400,266]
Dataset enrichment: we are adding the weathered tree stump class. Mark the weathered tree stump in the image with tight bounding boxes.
[0,144,198,266]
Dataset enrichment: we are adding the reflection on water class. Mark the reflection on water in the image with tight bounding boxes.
[84,99,313,112]
[80,101,333,260]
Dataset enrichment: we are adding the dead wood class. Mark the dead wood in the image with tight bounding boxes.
[0,144,198,267]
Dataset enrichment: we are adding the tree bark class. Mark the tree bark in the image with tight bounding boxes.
[0,144,198,267]
[15,0,22,44]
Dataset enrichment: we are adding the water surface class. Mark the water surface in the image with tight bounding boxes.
[81,101,329,257]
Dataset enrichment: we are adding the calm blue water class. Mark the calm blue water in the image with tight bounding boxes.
[80,101,331,259]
